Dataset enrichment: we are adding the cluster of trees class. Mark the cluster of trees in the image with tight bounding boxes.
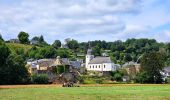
[78,39,170,66]
[3,32,170,65]
[0,40,30,84]
[27,46,71,59]
[135,52,166,83]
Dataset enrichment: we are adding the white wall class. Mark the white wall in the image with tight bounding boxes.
[87,64,102,71]
[85,55,94,68]
[87,63,116,71]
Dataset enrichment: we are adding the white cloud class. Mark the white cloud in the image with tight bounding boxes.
[153,30,170,42]
[0,0,169,43]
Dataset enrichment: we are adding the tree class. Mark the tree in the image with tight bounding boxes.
[6,54,30,84]
[0,34,4,41]
[32,36,39,41]
[28,46,39,59]
[52,40,61,49]
[31,35,48,46]
[140,52,165,83]
[92,45,101,56]
[56,49,70,58]
[39,35,44,43]
[124,53,132,62]
[67,39,79,51]
[39,46,57,58]
[18,31,30,44]
[0,41,30,84]
[0,41,10,65]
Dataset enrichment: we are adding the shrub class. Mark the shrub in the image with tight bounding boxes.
[32,74,49,84]
[134,72,150,83]
[95,79,103,84]
[113,73,122,81]
[110,70,124,82]
[165,78,170,83]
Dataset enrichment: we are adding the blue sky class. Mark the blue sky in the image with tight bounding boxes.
[0,0,170,43]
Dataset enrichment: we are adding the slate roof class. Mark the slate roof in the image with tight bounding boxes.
[163,67,170,72]
[89,57,112,64]
[70,61,81,68]
[61,58,70,65]
[51,58,70,66]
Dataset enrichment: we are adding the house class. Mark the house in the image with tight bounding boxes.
[70,61,81,68]
[51,56,70,66]
[161,67,170,80]
[27,59,55,74]
[122,61,141,79]
[27,56,84,75]
[85,48,119,72]
[9,39,20,43]
[30,40,39,45]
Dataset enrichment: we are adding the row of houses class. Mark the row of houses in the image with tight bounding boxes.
[27,47,170,82]
[27,56,82,75]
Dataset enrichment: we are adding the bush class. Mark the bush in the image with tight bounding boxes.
[134,72,150,83]
[113,73,122,81]
[165,78,170,83]
[32,74,49,84]
[110,70,124,82]
[95,79,103,84]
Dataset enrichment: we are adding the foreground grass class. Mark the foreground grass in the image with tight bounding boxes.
[0,84,170,100]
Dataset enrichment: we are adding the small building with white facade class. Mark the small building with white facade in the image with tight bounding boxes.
[85,48,119,72]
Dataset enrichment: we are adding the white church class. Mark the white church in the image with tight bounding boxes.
[85,48,120,72]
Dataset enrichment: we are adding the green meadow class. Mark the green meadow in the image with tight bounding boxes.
[0,84,170,100]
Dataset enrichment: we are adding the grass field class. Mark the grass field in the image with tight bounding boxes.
[0,84,170,100]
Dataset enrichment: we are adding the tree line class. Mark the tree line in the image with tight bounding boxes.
[0,32,170,84]
[1,32,170,66]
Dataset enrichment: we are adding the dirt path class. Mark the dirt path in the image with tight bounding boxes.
[0,84,62,89]
[1,84,170,89]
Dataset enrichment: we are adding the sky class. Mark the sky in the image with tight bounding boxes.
[0,0,170,44]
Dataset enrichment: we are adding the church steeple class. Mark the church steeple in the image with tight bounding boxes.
[87,41,92,55]
[86,41,94,68]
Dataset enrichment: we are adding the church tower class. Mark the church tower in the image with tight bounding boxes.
[85,42,94,68]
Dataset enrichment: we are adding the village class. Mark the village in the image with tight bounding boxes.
[24,38,170,86]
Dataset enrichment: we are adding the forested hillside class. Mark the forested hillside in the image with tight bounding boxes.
[1,32,170,66]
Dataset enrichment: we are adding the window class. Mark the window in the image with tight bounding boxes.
[104,65,106,68]
[99,65,100,68]
[96,65,97,68]
[93,65,94,68]
[90,66,91,68]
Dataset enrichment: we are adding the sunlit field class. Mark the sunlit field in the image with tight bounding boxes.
[0,84,170,100]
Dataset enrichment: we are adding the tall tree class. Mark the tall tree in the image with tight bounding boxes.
[67,39,79,51]
[124,53,132,62]
[6,54,30,84]
[18,31,30,44]
[0,34,4,41]
[0,41,10,65]
[140,52,165,83]
[39,35,44,43]
[52,40,61,49]
[0,41,29,84]
[92,45,101,56]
